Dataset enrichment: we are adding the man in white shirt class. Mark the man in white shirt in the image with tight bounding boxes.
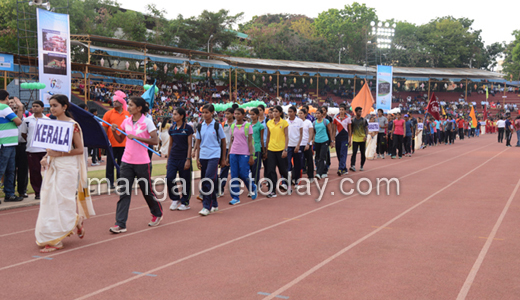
[496,117,506,143]
[286,106,304,185]
[20,100,49,200]
[299,108,314,181]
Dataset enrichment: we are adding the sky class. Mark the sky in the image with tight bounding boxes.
[119,0,517,46]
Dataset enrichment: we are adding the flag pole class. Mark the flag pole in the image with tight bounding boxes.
[94,116,161,157]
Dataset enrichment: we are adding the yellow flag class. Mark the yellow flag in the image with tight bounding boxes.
[441,106,446,116]
[469,106,477,128]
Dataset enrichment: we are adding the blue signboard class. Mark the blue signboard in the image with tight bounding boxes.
[0,54,14,71]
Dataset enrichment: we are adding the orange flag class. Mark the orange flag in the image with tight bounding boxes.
[350,82,375,117]
[469,106,477,128]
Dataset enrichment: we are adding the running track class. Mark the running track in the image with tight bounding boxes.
[1,134,519,300]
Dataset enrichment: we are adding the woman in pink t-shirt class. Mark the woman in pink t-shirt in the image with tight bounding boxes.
[226,108,257,205]
[109,96,162,233]
[391,112,405,159]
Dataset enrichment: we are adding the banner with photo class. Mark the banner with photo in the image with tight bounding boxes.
[375,65,393,113]
[37,8,71,106]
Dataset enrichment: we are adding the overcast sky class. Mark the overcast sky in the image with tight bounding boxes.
[119,0,516,46]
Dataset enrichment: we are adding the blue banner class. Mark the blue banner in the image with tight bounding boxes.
[0,54,14,71]
[376,65,393,112]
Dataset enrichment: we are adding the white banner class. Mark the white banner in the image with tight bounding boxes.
[30,119,74,152]
[37,8,71,106]
[368,122,380,132]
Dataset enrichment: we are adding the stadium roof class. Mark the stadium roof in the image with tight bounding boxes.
[70,35,506,82]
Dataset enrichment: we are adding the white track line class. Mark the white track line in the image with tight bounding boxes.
[262,147,508,300]
[0,142,478,273]
[0,140,465,239]
[455,176,520,300]
[73,142,491,300]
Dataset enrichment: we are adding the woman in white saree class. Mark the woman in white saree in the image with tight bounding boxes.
[365,116,378,160]
[415,117,423,151]
[159,117,171,157]
[35,95,95,253]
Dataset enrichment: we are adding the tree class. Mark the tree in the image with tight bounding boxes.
[111,9,147,42]
[145,4,167,44]
[313,2,378,64]
[502,30,520,81]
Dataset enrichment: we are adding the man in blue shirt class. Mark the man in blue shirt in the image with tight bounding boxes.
[404,115,413,156]
[505,116,513,147]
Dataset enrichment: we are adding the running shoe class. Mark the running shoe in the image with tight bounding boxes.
[229,199,240,205]
[169,201,180,211]
[315,174,321,179]
[210,207,219,213]
[321,174,328,178]
[280,184,288,192]
[350,166,356,172]
[360,166,364,171]
[341,170,349,176]
[251,185,258,200]
[109,225,127,234]
[148,215,163,227]
[267,192,277,198]
[391,156,396,159]
[217,192,224,198]
[177,204,190,211]
[199,208,210,216]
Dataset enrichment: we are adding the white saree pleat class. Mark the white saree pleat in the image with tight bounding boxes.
[415,131,423,150]
[35,156,80,246]
[159,129,170,155]
[366,134,377,160]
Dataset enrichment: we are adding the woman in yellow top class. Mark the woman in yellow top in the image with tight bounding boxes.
[265,106,289,198]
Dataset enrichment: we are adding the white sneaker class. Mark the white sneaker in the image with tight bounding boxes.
[217,192,224,198]
[91,162,100,166]
[210,207,219,213]
[169,201,180,211]
[199,208,210,216]
[321,174,328,178]
[177,204,190,211]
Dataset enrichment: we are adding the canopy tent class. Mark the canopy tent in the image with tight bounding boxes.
[71,41,231,70]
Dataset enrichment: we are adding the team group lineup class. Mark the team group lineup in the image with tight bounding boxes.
[1,89,497,254]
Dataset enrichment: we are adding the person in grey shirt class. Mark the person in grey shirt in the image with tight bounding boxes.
[376,109,388,159]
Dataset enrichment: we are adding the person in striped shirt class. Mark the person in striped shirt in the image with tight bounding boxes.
[0,90,24,203]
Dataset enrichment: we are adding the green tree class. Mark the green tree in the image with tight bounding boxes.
[313,2,378,64]
[502,30,520,81]
[145,4,167,44]
[110,9,147,42]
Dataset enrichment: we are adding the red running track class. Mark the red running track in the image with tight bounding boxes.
[0,134,519,300]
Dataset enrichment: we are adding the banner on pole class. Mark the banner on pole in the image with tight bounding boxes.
[376,65,393,113]
[29,118,74,152]
[37,8,71,106]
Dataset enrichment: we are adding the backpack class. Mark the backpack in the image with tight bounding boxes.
[313,119,329,139]
[197,121,220,144]
[231,123,254,148]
